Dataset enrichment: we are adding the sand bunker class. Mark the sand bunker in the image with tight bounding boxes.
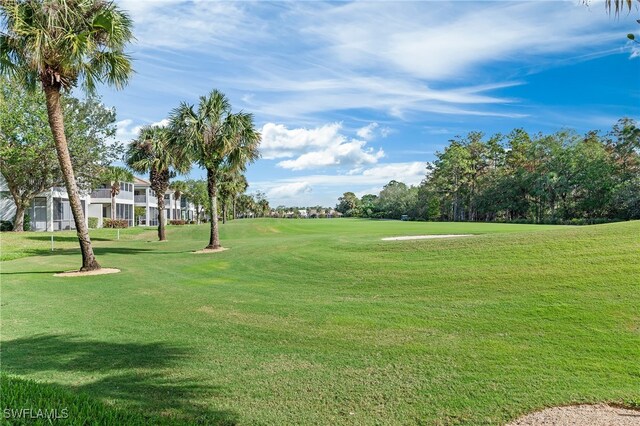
[54,268,120,277]
[381,234,473,241]
[192,247,228,254]
[507,404,640,426]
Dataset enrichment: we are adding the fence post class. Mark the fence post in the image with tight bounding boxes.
[51,234,54,251]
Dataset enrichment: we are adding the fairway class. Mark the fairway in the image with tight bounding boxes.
[1,219,639,425]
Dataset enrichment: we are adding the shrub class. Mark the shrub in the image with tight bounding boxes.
[0,220,13,232]
[88,217,99,229]
[103,218,129,228]
[169,220,186,225]
[189,220,196,224]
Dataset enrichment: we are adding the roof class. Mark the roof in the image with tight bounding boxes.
[134,176,150,185]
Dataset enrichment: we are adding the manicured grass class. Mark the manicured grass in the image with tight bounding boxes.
[1,219,639,425]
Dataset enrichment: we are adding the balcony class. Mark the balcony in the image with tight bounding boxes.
[91,188,112,199]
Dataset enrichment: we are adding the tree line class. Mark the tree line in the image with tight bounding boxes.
[337,119,640,224]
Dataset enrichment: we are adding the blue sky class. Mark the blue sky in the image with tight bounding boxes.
[104,0,640,207]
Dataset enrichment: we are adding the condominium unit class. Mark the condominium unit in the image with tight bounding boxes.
[0,175,196,231]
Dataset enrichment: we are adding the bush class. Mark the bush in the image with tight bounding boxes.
[0,220,13,232]
[189,220,196,224]
[169,220,186,225]
[23,214,31,231]
[103,218,129,228]
[88,217,99,229]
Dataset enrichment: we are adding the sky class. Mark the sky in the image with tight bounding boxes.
[102,0,640,207]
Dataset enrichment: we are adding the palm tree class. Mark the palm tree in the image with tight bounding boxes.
[169,180,188,220]
[1,0,133,271]
[217,167,247,224]
[126,125,190,241]
[170,90,260,250]
[100,166,134,225]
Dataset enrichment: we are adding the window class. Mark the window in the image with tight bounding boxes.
[29,197,48,231]
[119,182,133,192]
[52,198,83,230]
[116,203,133,226]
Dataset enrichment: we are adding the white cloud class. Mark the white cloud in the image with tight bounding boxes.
[152,118,170,128]
[260,122,384,171]
[115,117,170,143]
[115,119,143,142]
[356,122,379,140]
[267,182,312,199]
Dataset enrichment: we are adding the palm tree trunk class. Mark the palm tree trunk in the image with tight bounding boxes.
[111,193,116,224]
[222,201,227,225]
[157,193,166,241]
[206,168,221,249]
[43,86,100,271]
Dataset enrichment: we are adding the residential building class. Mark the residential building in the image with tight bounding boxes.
[87,181,135,227]
[1,175,196,231]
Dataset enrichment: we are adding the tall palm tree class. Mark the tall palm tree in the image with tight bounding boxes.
[100,166,134,224]
[170,90,260,250]
[169,180,188,220]
[1,0,133,271]
[126,125,190,241]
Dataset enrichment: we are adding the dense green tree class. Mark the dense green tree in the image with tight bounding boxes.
[1,0,134,271]
[345,119,639,224]
[336,192,361,217]
[0,77,118,231]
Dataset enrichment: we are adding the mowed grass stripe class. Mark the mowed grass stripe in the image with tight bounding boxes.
[1,220,638,425]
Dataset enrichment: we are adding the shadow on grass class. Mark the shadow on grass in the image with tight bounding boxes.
[1,334,238,425]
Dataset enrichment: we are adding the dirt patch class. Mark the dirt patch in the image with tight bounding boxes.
[54,268,120,277]
[507,404,640,425]
[192,247,228,254]
[381,234,473,241]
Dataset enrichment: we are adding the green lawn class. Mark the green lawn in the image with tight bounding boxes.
[1,219,639,425]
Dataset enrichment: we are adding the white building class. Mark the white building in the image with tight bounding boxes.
[0,175,197,231]
[88,181,135,227]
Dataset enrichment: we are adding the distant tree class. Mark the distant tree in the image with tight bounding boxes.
[1,0,134,271]
[336,192,361,217]
[184,179,208,223]
[169,180,188,220]
[359,194,378,218]
[217,167,247,223]
[377,180,416,219]
[170,90,260,250]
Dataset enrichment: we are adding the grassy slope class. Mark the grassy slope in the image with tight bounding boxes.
[1,220,638,425]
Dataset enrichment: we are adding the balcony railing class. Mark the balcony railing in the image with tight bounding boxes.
[90,188,112,199]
